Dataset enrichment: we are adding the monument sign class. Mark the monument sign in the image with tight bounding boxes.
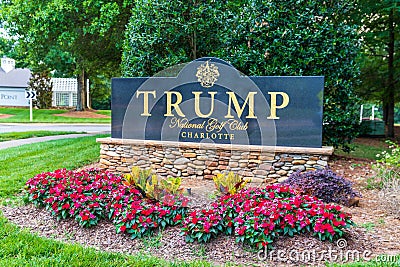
[112,57,324,148]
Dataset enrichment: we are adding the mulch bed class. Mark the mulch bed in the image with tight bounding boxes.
[2,157,399,266]
[0,114,14,119]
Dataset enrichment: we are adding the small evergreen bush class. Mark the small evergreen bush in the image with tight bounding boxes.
[282,168,361,206]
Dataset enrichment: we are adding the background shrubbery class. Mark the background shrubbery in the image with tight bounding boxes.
[122,0,361,151]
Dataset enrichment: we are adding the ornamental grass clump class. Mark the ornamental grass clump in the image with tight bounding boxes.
[281,168,361,206]
[374,140,400,185]
[182,185,354,249]
[374,141,400,218]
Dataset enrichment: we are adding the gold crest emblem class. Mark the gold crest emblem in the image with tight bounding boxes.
[196,60,219,88]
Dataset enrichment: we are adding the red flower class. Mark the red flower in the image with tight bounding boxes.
[61,203,70,210]
[173,214,182,222]
[119,225,126,232]
[285,203,292,210]
[192,217,198,224]
[237,226,247,235]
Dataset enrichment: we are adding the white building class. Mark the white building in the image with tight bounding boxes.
[51,78,90,108]
[52,78,78,107]
[0,56,89,108]
[0,57,31,106]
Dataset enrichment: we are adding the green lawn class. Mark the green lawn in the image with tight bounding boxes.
[0,135,109,197]
[328,258,400,267]
[0,135,213,267]
[0,107,110,123]
[0,131,82,142]
[334,142,388,161]
[95,110,111,116]
[0,216,212,267]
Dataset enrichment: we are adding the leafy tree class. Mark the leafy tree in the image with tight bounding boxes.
[0,0,133,110]
[123,0,361,151]
[90,74,112,110]
[122,0,232,76]
[0,36,13,57]
[356,0,400,138]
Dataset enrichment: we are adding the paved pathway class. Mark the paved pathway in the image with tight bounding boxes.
[0,133,104,150]
[0,133,103,150]
[0,123,110,133]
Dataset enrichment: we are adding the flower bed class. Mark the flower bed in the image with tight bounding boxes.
[25,169,189,233]
[25,169,354,249]
[182,185,354,249]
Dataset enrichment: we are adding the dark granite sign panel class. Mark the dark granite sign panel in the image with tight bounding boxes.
[112,58,324,148]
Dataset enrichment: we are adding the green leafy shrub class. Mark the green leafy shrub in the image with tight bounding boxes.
[124,166,153,196]
[161,177,183,195]
[125,167,184,200]
[122,0,361,151]
[212,172,248,195]
[281,168,361,206]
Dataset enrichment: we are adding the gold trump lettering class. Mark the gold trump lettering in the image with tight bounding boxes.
[267,92,290,119]
[136,91,290,119]
[164,91,185,117]
[224,91,257,119]
[193,91,217,118]
[136,90,156,116]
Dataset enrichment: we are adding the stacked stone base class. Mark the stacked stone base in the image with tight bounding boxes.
[96,138,333,183]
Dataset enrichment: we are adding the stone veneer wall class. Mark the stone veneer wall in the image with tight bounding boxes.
[97,138,334,183]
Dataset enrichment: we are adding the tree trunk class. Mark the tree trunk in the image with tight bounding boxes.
[385,7,395,138]
[76,69,86,111]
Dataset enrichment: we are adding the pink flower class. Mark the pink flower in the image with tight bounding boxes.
[204,222,211,233]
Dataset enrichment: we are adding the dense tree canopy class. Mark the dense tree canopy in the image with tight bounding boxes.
[123,0,362,151]
[356,0,400,137]
[0,0,133,110]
